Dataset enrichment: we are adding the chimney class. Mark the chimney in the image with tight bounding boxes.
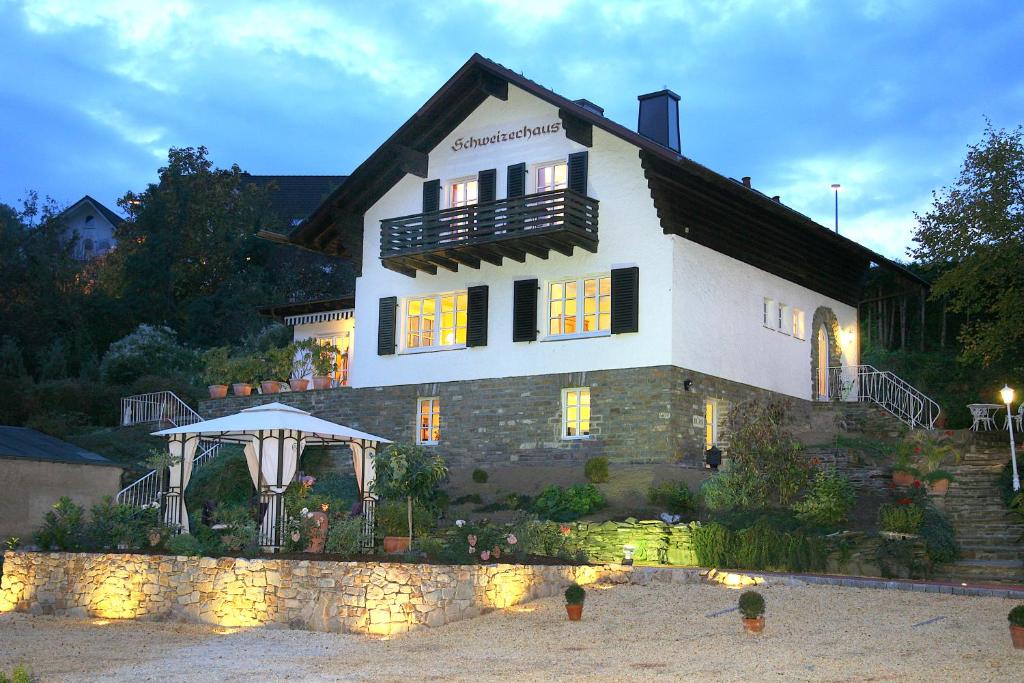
[741,176,751,188]
[771,195,781,203]
[637,89,681,153]
[573,98,604,116]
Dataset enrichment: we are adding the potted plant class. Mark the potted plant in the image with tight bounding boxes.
[228,355,260,397]
[1009,604,1024,649]
[738,590,765,633]
[201,347,231,399]
[259,346,293,394]
[909,431,960,495]
[922,469,956,495]
[297,338,340,390]
[890,442,919,487]
[290,341,313,392]
[371,444,448,552]
[565,583,586,621]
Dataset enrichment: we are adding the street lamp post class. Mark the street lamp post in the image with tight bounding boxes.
[1002,384,1020,492]
[830,183,841,233]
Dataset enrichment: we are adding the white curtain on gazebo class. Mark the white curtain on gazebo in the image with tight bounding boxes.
[244,432,306,545]
[349,442,377,500]
[164,436,199,533]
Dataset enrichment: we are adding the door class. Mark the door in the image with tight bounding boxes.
[816,327,829,400]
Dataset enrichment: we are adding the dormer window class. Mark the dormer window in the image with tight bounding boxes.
[536,161,567,193]
[85,215,94,224]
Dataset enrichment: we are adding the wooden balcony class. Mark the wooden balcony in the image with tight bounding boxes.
[380,188,599,276]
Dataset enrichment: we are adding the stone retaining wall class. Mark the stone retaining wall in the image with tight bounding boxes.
[571,519,697,565]
[0,552,617,636]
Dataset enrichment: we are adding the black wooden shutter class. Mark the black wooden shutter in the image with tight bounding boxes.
[478,169,496,203]
[567,151,588,195]
[512,279,538,342]
[422,179,440,213]
[610,267,639,334]
[377,296,397,355]
[506,163,526,198]
[466,285,489,347]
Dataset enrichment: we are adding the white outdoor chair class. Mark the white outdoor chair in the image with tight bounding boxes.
[969,404,996,431]
[1004,404,1024,432]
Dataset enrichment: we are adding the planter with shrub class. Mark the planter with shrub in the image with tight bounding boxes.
[923,469,955,495]
[564,582,586,621]
[738,590,765,633]
[260,346,294,395]
[201,347,231,399]
[295,338,340,390]
[227,355,261,396]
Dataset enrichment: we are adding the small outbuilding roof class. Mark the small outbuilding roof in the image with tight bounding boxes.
[0,426,120,467]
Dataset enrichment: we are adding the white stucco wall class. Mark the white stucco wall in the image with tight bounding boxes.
[62,200,117,260]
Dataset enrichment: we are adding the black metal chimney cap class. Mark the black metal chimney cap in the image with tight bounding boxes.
[637,89,681,153]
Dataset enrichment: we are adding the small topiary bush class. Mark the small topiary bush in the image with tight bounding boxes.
[738,591,765,619]
[1009,605,1024,627]
[647,481,696,515]
[564,583,586,604]
[584,457,609,483]
[531,484,606,522]
[471,468,489,484]
[878,502,924,534]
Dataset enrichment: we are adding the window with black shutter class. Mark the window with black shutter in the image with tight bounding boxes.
[567,151,588,195]
[422,179,440,213]
[377,296,397,355]
[512,279,538,342]
[610,267,639,334]
[506,162,526,198]
[466,285,489,347]
[477,169,496,203]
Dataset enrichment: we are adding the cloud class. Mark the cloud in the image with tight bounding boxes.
[80,105,166,158]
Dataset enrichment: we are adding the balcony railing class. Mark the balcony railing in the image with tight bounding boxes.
[380,188,599,276]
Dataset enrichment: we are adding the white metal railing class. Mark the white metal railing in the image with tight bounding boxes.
[827,365,941,429]
[115,440,220,508]
[121,390,204,428]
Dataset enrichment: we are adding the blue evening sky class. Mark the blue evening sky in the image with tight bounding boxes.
[1,0,1021,260]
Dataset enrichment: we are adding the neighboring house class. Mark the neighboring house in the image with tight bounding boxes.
[58,195,122,260]
[241,174,347,231]
[0,427,123,541]
[245,54,925,467]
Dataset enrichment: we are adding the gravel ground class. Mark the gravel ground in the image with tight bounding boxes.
[1,582,1020,682]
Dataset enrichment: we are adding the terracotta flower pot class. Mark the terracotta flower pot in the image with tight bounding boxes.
[383,536,410,554]
[927,478,950,495]
[231,383,252,397]
[311,375,332,390]
[289,378,309,392]
[742,616,765,634]
[566,603,584,621]
[1011,624,1024,650]
[892,470,915,487]
[260,380,281,394]
[207,384,228,399]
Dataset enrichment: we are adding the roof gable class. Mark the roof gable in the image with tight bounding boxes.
[60,195,123,228]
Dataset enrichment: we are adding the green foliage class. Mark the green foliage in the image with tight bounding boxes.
[700,465,760,512]
[261,345,295,382]
[531,484,606,522]
[875,538,928,578]
[584,457,609,483]
[325,515,364,555]
[690,518,829,573]
[922,469,955,484]
[0,665,35,683]
[34,497,85,551]
[471,468,489,484]
[99,324,196,385]
[0,337,27,378]
[790,470,856,527]
[691,522,732,567]
[164,533,207,557]
[185,446,252,511]
[878,503,925,534]
[451,493,483,505]
[647,481,696,515]
[375,500,435,537]
[213,505,260,554]
[310,472,359,509]
[920,507,959,564]
[294,338,340,377]
[738,591,765,619]
[84,498,162,551]
[513,519,586,562]
[564,583,586,604]
[225,354,262,385]
[905,430,960,474]
[5,537,20,551]
[372,443,447,541]
[1009,605,1024,627]
[201,346,232,385]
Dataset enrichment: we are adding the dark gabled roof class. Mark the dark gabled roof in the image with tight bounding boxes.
[258,295,355,319]
[284,53,924,302]
[241,175,347,231]
[0,426,121,467]
[59,195,124,227]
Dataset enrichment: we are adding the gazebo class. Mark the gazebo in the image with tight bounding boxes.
[152,402,391,549]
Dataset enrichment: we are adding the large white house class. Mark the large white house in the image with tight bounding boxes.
[58,195,122,261]
[251,54,925,467]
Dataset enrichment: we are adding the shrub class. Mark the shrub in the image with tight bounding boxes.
[84,498,161,551]
[584,457,609,483]
[1009,605,1024,628]
[725,400,810,508]
[878,503,924,534]
[647,481,696,515]
[375,500,435,537]
[564,583,586,604]
[310,472,359,510]
[691,521,732,567]
[325,515,364,555]
[531,484,606,522]
[201,346,232,386]
[920,507,959,564]
[185,446,252,511]
[690,518,829,573]
[790,470,856,527]
[164,532,206,557]
[471,468,489,484]
[100,324,196,385]
[214,505,260,554]
[371,443,448,542]
[513,518,586,562]
[0,336,27,378]
[0,665,34,683]
[699,466,760,512]
[451,493,483,505]
[738,591,765,619]
[34,497,85,551]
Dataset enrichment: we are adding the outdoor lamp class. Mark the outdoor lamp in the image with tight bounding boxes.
[622,544,636,566]
[1001,385,1020,491]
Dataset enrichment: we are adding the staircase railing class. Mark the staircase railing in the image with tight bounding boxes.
[828,364,941,430]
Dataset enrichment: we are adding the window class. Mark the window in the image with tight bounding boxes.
[704,399,718,450]
[792,308,806,340]
[405,292,467,350]
[448,178,478,208]
[562,388,591,439]
[763,298,774,327]
[314,333,352,386]
[548,276,611,337]
[416,397,441,444]
[777,303,789,334]
[536,161,568,192]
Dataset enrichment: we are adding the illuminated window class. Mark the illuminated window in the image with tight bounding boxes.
[536,162,568,192]
[448,178,478,208]
[792,308,806,340]
[417,397,441,444]
[314,333,352,386]
[406,292,467,350]
[562,388,591,439]
[704,399,718,450]
[548,276,611,337]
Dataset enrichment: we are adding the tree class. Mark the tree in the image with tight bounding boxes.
[371,444,448,543]
[911,122,1024,369]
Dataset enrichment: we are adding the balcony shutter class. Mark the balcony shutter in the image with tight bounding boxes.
[512,279,538,342]
[610,267,639,334]
[466,285,489,347]
[422,179,440,213]
[507,162,526,198]
[377,296,398,355]
[567,151,588,195]
[478,169,496,203]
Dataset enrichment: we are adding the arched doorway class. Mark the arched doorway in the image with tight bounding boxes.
[810,307,842,401]
[816,327,829,399]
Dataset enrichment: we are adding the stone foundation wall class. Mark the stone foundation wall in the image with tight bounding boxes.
[0,552,617,636]
[199,365,784,467]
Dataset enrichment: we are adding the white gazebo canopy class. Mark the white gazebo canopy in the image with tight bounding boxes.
[152,402,391,548]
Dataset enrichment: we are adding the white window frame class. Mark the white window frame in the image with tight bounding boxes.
[763,298,774,328]
[447,176,478,209]
[313,333,352,386]
[534,160,568,193]
[545,274,612,340]
[403,291,468,353]
[416,397,441,445]
[704,399,719,451]
[561,387,592,440]
[792,308,806,340]
[777,302,790,335]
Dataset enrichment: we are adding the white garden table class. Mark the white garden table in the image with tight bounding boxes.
[967,403,1002,431]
